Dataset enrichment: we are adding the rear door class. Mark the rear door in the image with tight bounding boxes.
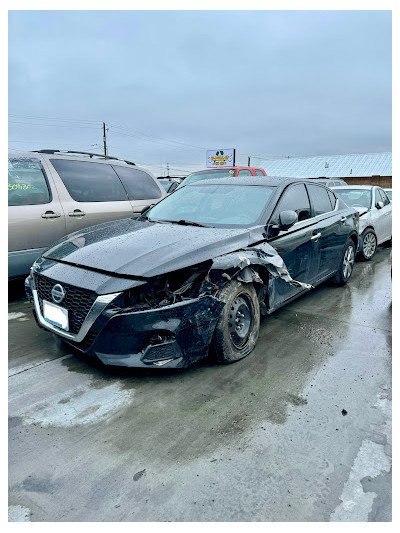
[267,183,313,306]
[111,165,165,215]
[306,183,348,281]
[48,158,134,233]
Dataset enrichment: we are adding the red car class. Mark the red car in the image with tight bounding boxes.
[177,166,267,188]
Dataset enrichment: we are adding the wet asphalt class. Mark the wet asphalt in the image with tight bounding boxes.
[8,247,392,522]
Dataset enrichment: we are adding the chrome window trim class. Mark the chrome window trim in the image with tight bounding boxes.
[32,287,121,342]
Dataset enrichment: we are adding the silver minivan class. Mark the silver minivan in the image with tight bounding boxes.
[8,150,166,277]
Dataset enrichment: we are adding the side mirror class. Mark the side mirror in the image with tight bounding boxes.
[376,201,384,210]
[279,210,298,231]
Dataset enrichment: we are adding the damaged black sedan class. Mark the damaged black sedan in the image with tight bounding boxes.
[25,176,359,368]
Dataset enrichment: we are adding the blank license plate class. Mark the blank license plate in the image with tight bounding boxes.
[43,300,69,331]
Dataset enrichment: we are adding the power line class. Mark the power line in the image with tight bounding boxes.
[9,120,101,130]
[8,114,102,125]
[8,113,280,162]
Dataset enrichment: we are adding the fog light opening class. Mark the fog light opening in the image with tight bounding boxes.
[152,359,174,366]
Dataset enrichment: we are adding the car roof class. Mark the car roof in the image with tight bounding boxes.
[331,185,376,190]
[193,166,264,172]
[8,150,147,171]
[187,175,313,188]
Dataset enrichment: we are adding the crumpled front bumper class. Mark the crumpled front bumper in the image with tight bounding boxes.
[86,296,223,368]
[27,268,223,369]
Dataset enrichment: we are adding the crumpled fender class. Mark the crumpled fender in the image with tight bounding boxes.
[206,241,313,291]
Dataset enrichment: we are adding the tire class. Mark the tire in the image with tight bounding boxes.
[212,280,260,364]
[332,238,356,286]
[359,229,377,261]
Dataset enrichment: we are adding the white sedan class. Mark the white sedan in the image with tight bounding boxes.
[332,185,392,260]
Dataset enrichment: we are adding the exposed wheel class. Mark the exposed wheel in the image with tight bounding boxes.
[332,239,356,286]
[359,229,377,261]
[212,280,260,364]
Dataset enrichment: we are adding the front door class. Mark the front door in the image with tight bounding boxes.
[266,183,314,308]
[374,188,392,243]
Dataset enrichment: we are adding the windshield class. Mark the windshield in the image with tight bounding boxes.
[178,169,237,188]
[334,188,372,209]
[146,184,274,227]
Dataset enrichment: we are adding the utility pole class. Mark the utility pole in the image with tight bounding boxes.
[103,122,108,158]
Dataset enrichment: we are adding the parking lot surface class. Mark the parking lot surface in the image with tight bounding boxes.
[8,247,392,522]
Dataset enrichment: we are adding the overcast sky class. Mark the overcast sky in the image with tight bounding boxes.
[8,10,392,176]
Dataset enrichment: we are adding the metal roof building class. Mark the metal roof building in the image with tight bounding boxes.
[259,152,392,187]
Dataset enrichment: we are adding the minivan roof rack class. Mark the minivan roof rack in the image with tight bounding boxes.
[33,149,136,166]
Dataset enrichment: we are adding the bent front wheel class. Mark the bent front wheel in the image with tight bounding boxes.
[212,281,260,364]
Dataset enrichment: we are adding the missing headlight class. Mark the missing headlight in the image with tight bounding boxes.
[125,262,212,310]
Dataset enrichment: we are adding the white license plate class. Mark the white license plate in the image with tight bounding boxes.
[43,300,69,331]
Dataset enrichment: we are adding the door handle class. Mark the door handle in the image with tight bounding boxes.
[311,232,321,241]
[41,211,61,219]
[340,216,347,223]
[68,209,86,217]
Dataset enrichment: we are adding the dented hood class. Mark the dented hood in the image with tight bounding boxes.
[44,218,253,278]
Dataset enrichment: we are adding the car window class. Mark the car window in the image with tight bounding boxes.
[167,182,179,193]
[270,183,311,224]
[8,157,51,206]
[255,169,265,176]
[307,184,333,215]
[158,179,171,192]
[237,169,252,176]
[334,189,372,209]
[50,159,128,202]
[179,169,236,187]
[328,190,337,209]
[377,188,390,206]
[113,166,162,200]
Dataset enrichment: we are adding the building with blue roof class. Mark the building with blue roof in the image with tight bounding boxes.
[258,152,392,187]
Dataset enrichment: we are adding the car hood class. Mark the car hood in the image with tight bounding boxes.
[43,218,254,278]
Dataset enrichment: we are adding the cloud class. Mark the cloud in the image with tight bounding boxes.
[8,10,392,175]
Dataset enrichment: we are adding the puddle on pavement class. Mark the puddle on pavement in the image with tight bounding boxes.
[13,377,135,428]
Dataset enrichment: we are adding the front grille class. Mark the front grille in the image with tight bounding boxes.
[65,331,98,352]
[34,274,97,334]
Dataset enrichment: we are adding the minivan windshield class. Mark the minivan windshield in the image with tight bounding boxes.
[333,188,372,209]
[146,184,274,227]
[178,169,237,188]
